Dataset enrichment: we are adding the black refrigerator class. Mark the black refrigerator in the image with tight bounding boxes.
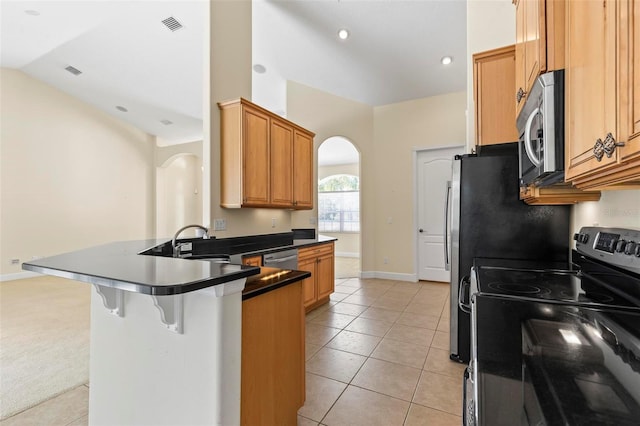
[447,143,570,364]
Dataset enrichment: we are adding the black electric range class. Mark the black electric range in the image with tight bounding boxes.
[463,227,640,426]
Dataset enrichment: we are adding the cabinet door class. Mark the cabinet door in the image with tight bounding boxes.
[565,0,618,180]
[619,0,640,163]
[474,46,519,146]
[524,0,546,92]
[293,131,314,209]
[515,0,526,117]
[270,119,294,207]
[316,253,334,301]
[298,257,317,309]
[242,108,270,205]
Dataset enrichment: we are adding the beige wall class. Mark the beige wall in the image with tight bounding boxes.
[205,1,292,238]
[572,190,640,233]
[287,81,375,270]
[0,69,155,278]
[373,93,466,277]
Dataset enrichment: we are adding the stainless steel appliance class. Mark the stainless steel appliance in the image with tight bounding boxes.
[517,70,565,187]
[464,227,640,425]
[448,143,570,363]
[263,249,298,270]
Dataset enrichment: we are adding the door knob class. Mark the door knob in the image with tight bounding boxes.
[419,229,424,233]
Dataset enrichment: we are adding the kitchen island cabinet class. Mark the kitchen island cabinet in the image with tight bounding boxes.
[241,272,305,425]
[298,242,335,312]
[219,98,315,209]
[565,0,640,189]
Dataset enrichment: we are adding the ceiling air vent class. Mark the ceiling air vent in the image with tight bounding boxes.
[65,65,82,76]
[161,16,183,32]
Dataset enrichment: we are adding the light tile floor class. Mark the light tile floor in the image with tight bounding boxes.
[1,278,462,426]
[298,277,462,426]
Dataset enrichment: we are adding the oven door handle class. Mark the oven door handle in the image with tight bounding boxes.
[458,276,472,314]
[524,106,542,167]
[463,366,475,425]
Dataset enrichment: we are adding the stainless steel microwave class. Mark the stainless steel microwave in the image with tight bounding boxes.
[517,70,565,187]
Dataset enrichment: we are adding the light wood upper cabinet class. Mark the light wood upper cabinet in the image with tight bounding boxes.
[293,130,313,209]
[270,118,294,207]
[565,0,640,189]
[474,45,519,146]
[514,0,564,117]
[219,98,316,208]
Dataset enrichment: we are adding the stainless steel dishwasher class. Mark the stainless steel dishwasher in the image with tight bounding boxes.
[262,249,298,270]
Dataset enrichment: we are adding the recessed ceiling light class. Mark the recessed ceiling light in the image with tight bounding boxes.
[160,119,173,126]
[253,64,266,74]
[338,29,349,40]
[115,106,128,112]
[441,56,453,65]
[25,10,40,16]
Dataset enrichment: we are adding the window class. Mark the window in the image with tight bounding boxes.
[318,175,360,233]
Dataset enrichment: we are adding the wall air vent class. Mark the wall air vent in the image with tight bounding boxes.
[161,16,183,32]
[65,65,82,76]
[160,119,173,125]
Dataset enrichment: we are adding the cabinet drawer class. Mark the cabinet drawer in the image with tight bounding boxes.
[299,243,334,261]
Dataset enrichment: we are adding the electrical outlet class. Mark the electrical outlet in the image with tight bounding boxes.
[383,257,389,264]
[213,218,226,231]
[309,217,317,225]
[271,218,276,228]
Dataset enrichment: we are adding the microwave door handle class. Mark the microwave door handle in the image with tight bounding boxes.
[524,106,542,167]
[443,180,451,271]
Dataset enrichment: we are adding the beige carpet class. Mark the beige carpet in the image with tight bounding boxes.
[0,276,90,420]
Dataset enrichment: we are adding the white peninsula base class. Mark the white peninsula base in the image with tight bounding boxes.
[88,279,246,426]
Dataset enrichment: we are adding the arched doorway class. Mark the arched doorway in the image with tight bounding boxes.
[317,136,360,278]
[156,153,203,238]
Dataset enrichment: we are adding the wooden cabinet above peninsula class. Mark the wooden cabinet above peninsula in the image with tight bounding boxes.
[218,98,315,209]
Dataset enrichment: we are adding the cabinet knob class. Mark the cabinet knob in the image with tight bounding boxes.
[593,138,605,161]
[516,87,526,103]
[293,201,298,206]
[602,133,625,158]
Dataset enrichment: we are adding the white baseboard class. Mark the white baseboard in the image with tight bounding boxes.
[359,271,418,282]
[335,252,360,258]
[1,271,39,282]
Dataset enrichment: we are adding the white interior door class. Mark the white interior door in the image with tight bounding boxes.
[417,146,463,282]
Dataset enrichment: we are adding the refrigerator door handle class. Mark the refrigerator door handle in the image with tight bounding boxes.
[443,180,452,271]
[458,276,472,314]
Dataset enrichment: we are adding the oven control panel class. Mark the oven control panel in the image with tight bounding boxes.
[575,227,640,275]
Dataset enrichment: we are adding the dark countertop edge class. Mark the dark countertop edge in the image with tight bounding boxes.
[22,262,260,296]
[238,236,337,259]
[242,268,311,301]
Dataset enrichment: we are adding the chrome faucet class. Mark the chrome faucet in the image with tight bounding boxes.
[172,224,210,258]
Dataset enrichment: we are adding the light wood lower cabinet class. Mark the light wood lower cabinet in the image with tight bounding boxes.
[298,242,335,312]
[241,282,305,426]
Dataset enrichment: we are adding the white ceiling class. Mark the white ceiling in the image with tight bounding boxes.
[1,0,467,152]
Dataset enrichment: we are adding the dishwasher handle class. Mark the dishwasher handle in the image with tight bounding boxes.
[263,254,298,263]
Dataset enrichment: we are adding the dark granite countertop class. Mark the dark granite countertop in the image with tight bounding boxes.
[242,267,311,300]
[236,235,337,259]
[22,239,260,296]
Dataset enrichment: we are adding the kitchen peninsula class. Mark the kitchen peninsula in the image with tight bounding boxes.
[22,235,319,425]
